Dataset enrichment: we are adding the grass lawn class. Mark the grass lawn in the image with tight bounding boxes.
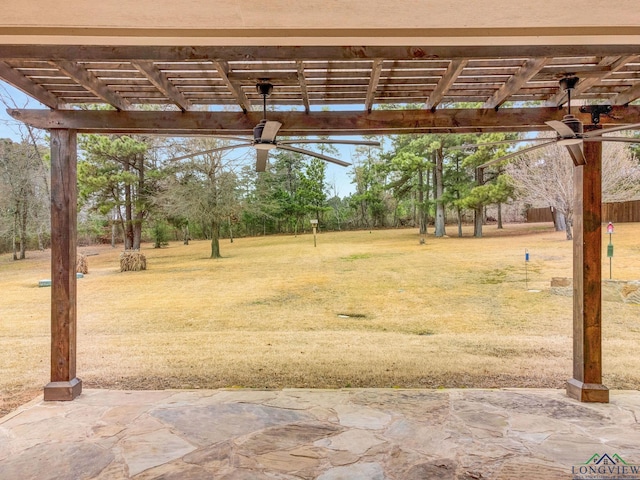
[2,222,640,416]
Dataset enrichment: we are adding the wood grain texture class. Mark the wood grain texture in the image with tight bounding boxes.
[46,129,82,401]
[9,106,640,136]
[568,139,608,402]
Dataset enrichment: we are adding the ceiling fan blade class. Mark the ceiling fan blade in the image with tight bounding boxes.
[167,143,253,162]
[478,141,556,168]
[583,123,640,138]
[451,138,551,151]
[545,120,577,138]
[210,135,254,142]
[260,121,282,142]
[277,145,351,167]
[278,139,381,147]
[565,143,586,166]
[584,136,640,144]
[256,149,269,172]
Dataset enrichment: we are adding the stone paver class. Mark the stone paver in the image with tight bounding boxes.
[0,388,639,479]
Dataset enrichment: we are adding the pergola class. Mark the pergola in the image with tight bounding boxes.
[2,0,639,404]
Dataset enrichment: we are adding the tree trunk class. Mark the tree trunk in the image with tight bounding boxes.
[418,169,426,242]
[474,207,483,238]
[564,215,573,240]
[20,194,28,259]
[132,153,145,250]
[210,220,221,258]
[12,205,18,260]
[435,149,446,237]
[474,168,484,238]
[124,164,134,250]
[183,224,190,245]
[555,210,567,232]
[111,216,116,248]
[497,203,503,229]
[133,212,144,250]
[457,206,463,238]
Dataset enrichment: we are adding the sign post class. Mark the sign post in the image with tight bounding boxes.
[310,219,318,247]
[606,222,614,279]
[525,249,529,290]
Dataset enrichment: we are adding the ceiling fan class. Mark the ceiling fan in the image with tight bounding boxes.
[457,76,640,169]
[168,81,380,172]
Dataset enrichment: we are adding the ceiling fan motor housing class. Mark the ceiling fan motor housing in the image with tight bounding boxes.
[562,114,583,137]
[253,119,267,142]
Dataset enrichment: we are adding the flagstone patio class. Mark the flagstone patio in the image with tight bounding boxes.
[1,388,639,479]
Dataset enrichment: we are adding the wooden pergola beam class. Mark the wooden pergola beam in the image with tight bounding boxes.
[613,82,640,106]
[131,60,193,112]
[0,60,59,109]
[425,59,467,111]
[296,61,310,114]
[10,105,640,136]
[545,55,637,107]
[483,57,549,109]
[2,44,639,62]
[365,59,383,113]
[52,60,130,111]
[213,60,252,113]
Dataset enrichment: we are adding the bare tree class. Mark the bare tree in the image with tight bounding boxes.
[0,85,51,253]
[157,138,241,258]
[0,138,49,258]
[507,140,640,240]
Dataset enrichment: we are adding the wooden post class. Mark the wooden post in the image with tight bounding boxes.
[566,140,608,403]
[44,129,82,401]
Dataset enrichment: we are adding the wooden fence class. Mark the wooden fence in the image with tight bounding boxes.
[527,200,640,223]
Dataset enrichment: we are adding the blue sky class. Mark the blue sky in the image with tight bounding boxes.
[0,80,364,195]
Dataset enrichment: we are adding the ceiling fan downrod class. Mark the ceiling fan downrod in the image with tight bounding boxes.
[559,76,579,115]
[254,81,274,141]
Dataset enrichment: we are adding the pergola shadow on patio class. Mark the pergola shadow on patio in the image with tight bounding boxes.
[1,1,640,405]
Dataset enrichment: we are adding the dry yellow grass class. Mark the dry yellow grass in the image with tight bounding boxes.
[2,222,640,416]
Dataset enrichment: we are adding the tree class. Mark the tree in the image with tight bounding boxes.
[459,133,519,237]
[350,142,388,229]
[0,138,49,259]
[0,86,51,255]
[382,135,432,237]
[441,147,474,237]
[79,135,150,250]
[507,141,640,240]
[157,138,240,258]
[298,158,329,223]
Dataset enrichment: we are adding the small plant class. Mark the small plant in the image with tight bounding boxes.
[151,221,170,249]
